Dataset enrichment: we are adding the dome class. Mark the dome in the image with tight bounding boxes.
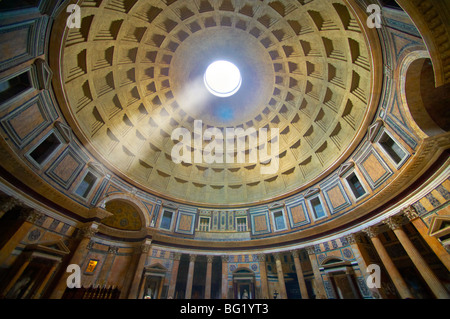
[55,0,377,206]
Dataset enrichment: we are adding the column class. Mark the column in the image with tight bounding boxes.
[221,255,228,299]
[257,254,270,299]
[306,246,327,299]
[2,254,32,297]
[205,255,213,299]
[345,267,361,299]
[127,239,152,299]
[362,226,414,299]
[49,222,99,299]
[167,252,181,299]
[273,253,287,299]
[96,246,118,286]
[290,250,309,299]
[0,208,43,266]
[345,233,387,299]
[33,262,59,299]
[384,216,450,299]
[185,254,196,299]
[0,196,19,219]
[403,206,450,271]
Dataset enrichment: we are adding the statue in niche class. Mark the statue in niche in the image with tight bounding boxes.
[242,289,249,299]
[10,276,31,299]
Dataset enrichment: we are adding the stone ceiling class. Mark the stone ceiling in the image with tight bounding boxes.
[57,0,374,205]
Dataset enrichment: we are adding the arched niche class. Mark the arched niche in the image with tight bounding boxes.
[399,51,450,138]
[100,195,149,231]
[232,267,256,299]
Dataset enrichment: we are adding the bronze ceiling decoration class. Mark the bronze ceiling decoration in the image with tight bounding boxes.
[55,0,377,206]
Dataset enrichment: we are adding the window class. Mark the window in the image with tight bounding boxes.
[199,217,210,232]
[310,197,326,219]
[0,71,32,104]
[28,132,62,165]
[346,173,366,199]
[377,131,407,165]
[160,211,173,230]
[273,210,286,231]
[75,171,97,199]
[236,217,247,232]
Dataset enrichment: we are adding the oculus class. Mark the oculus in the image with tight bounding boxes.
[204,60,242,98]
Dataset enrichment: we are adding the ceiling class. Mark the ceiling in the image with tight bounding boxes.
[57,0,375,206]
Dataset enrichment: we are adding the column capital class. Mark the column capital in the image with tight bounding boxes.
[189,254,197,262]
[140,239,152,253]
[77,222,99,239]
[221,255,229,263]
[20,208,44,224]
[345,233,364,244]
[273,252,282,261]
[383,216,403,231]
[256,253,267,262]
[173,252,182,261]
[0,197,20,212]
[402,206,420,221]
[290,250,300,258]
[305,246,316,255]
[362,226,379,238]
[206,255,214,263]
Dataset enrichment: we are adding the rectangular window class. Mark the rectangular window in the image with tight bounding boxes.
[378,132,406,165]
[346,173,366,199]
[310,197,326,219]
[75,171,97,198]
[273,211,286,231]
[0,71,32,103]
[160,211,173,230]
[236,217,247,232]
[29,132,61,165]
[199,217,210,232]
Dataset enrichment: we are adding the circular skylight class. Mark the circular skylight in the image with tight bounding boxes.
[204,60,242,97]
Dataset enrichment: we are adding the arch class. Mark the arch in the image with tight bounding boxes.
[232,267,255,276]
[320,256,350,267]
[398,50,450,138]
[98,193,151,230]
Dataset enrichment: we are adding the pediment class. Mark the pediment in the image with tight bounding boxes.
[428,216,450,240]
[27,240,70,256]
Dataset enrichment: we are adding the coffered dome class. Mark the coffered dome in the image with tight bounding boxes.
[56,0,377,205]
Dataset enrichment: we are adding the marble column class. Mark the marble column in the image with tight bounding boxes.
[0,208,43,266]
[384,216,450,299]
[127,239,152,299]
[345,233,387,299]
[363,226,414,299]
[167,252,181,299]
[290,250,309,299]
[257,254,270,299]
[96,246,118,286]
[49,222,99,299]
[306,246,327,299]
[221,255,228,299]
[185,254,196,299]
[2,254,32,297]
[403,206,450,271]
[274,253,287,299]
[205,255,213,299]
[33,261,59,299]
